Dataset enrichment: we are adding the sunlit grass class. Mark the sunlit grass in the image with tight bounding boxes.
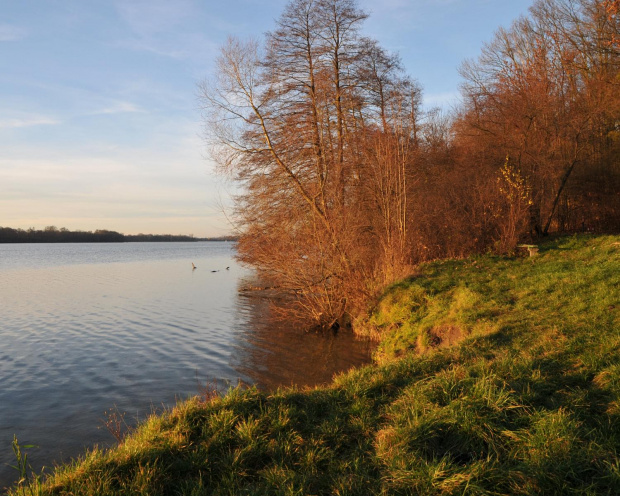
[9,234,620,495]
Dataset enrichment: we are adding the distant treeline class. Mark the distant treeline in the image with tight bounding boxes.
[0,226,237,243]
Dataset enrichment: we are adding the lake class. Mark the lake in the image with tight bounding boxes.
[0,242,374,490]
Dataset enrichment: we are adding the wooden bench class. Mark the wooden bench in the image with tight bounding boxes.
[517,244,539,257]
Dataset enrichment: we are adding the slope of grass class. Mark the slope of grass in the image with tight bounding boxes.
[10,234,620,495]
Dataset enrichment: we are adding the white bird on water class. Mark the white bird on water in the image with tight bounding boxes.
[192,263,197,270]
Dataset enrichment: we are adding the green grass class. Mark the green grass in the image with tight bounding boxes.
[10,234,620,495]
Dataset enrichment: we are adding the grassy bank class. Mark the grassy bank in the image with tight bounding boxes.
[10,234,620,495]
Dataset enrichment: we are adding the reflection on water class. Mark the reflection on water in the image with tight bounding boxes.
[233,286,373,390]
[0,242,374,490]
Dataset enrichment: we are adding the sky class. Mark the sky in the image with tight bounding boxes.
[0,0,534,237]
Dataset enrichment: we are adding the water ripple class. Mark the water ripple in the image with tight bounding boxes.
[0,242,373,490]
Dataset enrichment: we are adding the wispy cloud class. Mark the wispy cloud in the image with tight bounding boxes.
[115,0,195,36]
[92,101,144,115]
[115,37,190,59]
[0,148,230,235]
[112,0,219,61]
[423,91,461,110]
[0,116,60,129]
[0,23,27,42]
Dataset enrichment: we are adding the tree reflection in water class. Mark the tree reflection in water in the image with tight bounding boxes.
[230,276,375,391]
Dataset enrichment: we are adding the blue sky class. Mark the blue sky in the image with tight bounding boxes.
[0,0,533,236]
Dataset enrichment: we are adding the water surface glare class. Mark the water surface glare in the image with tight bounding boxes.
[0,242,373,490]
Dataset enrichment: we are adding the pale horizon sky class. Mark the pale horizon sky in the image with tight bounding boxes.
[1,0,533,237]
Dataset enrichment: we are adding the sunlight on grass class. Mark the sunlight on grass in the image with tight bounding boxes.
[9,234,620,495]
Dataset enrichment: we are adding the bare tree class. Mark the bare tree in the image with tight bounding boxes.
[201,0,423,328]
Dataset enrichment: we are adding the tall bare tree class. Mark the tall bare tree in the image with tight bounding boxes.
[200,0,422,328]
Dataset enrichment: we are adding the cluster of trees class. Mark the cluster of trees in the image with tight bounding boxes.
[201,0,619,328]
[456,0,620,251]
[0,226,214,243]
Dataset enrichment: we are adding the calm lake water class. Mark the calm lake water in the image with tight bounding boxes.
[0,242,373,490]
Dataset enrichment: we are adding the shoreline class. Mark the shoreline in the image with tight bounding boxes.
[7,234,620,495]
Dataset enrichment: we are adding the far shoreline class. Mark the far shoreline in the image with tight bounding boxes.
[0,239,235,243]
[0,226,237,244]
